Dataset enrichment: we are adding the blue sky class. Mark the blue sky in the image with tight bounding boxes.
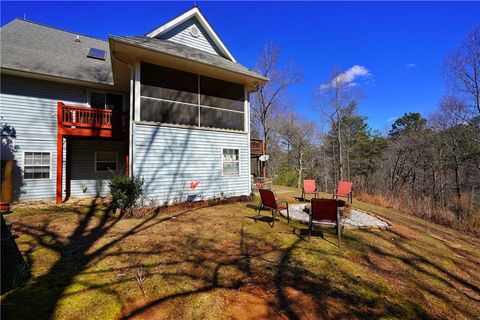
[1,1,479,131]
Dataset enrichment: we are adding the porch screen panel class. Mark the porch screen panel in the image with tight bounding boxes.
[140,62,246,131]
[200,76,244,111]
[141,62,198,104]
[200,108,244,131]
[140,98,198,126]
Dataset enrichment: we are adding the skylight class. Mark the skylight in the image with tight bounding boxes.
[87,48,106,60]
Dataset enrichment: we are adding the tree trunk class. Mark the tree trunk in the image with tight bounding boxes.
[337,120,344,181]
[453,154,462,216]
[297,151,303,189]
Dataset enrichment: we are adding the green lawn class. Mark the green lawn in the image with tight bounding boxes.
[2,187,480,319]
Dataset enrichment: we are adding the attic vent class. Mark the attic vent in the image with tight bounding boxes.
[189,25,200,38]
[87,48,106,60]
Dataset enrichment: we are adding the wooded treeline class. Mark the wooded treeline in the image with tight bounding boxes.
[251,28,480,234]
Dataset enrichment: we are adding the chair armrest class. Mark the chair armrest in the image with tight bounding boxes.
[277,200,289,207]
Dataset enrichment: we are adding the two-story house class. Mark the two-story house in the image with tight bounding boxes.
[0,6,268,204]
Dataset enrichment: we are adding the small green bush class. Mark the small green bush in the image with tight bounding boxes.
[109,174,144,211]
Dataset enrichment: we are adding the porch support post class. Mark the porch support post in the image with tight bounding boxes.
[263,140,267,181]
[56,133,63,204]
[56,102,63,204]
[65,138,72,200]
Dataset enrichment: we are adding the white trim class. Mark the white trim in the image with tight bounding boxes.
[145,7,236,62]
[133,120,248,134]
[245,86,251,194]
[197,74,201,127]
[22,151,52,181]
[221,147,241,177]
[129,66,134,177]
[94,151,118,173]
[134,60,141,121]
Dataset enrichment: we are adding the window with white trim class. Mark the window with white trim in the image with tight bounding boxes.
[24,152,50,179]
[95,152,117,172]
[222,148,240,176]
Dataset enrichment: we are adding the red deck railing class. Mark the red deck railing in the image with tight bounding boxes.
[57,102,128,138]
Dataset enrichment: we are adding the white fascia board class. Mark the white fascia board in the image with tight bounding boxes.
[145,7,236,62]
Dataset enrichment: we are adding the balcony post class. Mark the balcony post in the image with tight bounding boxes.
[65,138,72,200]
[56,102,63,204]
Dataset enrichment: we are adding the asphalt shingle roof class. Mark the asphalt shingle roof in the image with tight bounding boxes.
[0,19,113,85]
[0,19,267,85]
[110,36,268,81]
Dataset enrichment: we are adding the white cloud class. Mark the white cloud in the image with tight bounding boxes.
[386,116,397,123]
[406,63,417,69]
[321,65,370,89]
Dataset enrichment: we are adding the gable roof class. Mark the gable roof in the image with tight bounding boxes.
[145,7,236,62]
[110,35,267,82]
[0,19,113,85]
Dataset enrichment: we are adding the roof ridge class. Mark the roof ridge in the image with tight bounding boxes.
[8,18,108,43]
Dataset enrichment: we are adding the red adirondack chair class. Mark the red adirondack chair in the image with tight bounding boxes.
[302,179,319,201]
[309,199,343,246]
[333,181,353,203]
[256,189,290,227]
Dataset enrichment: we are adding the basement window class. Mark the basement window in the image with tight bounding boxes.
[87,48,106,60]
[24,152,51,179]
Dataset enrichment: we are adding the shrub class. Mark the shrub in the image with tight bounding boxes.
[109,174,144,212]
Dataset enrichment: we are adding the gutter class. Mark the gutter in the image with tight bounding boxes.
[109,36,269,84]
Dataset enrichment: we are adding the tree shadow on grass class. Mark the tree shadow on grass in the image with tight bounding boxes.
[3,200,480,319]
[1,198,199,320]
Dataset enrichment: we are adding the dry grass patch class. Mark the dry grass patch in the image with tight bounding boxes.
[1,191,479,319]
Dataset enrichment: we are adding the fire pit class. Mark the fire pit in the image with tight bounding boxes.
[282,203,392,229]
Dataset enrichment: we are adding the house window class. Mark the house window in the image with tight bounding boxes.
[89,91,124,110]
[222,148,240,176]
[95,152,117,172]
[24,152,50,179]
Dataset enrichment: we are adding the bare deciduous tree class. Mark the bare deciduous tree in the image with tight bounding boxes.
[277,113,316,188]
[316,66,363,182]
[443,26,480,126]
[251,42,302,155]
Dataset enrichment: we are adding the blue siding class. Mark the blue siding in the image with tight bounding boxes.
[70,139,128,198]
[157,18,223,56]
[133,123,250,205]
[0,74,87,201]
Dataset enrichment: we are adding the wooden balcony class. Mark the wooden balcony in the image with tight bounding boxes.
[57,102,128,138]
[250,138,265,157]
